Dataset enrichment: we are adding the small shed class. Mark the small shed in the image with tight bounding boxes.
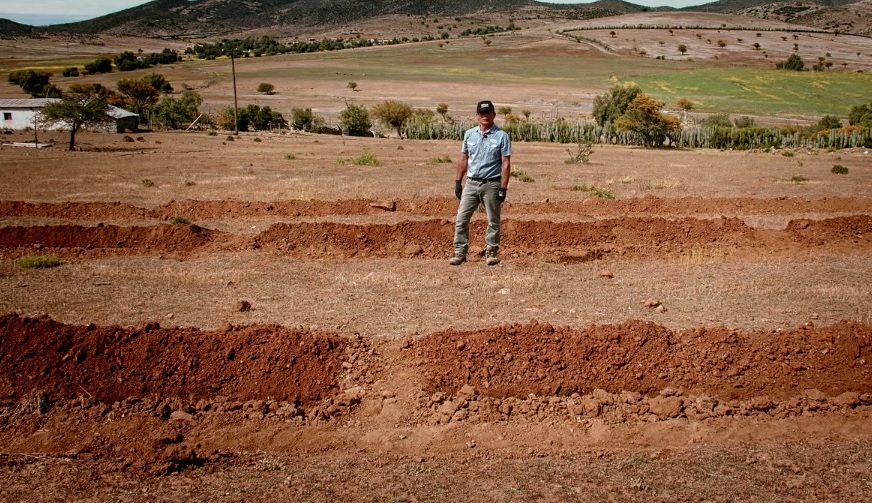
[0,98,139,133]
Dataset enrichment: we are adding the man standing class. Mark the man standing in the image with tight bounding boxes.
[450,100,512,266]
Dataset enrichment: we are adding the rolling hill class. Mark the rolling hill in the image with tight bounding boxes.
[1,0,871,38]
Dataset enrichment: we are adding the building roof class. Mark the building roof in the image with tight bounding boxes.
[0,98,59,108]
[0,98,138,118]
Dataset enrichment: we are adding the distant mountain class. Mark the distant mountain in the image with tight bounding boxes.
[0,18,36,37]
[1,0,870,39]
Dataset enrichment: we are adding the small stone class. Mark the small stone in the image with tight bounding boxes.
[599,269,614,279]
[369,200,397,211]
[655,304,667,313]
[643,297,661,308]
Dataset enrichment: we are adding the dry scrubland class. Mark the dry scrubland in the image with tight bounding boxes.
[2,12,872,502]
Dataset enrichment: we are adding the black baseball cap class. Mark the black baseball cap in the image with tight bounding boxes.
[476,100,495,114]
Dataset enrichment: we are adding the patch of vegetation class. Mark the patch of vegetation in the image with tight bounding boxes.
[565,141,594,164]
[791,175,808,182]
[284,153,297,160]
[182,175,196,186]
[572,184,614,199]
[17,255,61,269]
[122,135,134,142]
[831,164,849,174]
[169,216,191,225]
[141,178,155,187]
[253,137,262,142]
[511,169,535,183]
[352,151,380,166]
[226,135,235,141]
[431,155,451,164]
[781,151,795,157]
[207,130,217,136]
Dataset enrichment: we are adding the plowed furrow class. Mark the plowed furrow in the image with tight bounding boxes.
[1,215,869,260]
[2,196,870,221]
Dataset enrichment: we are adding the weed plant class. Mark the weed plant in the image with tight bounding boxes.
[831,164,849,174]
[572,184,614,199]
[17,256,61,269]
[511,169,535,183]
[352,152,380,166]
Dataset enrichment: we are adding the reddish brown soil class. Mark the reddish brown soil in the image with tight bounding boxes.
[2,131,872,501]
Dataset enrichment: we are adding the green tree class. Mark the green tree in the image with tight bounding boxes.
[8,70,60,97]
[84,57,113,74]
[614,93,681,147]
[678,44,688,54]
[37,83,111,150]
[592,84,641,127]
[291,107,324,132]
[151,90,202,129]
[848,103,872,127]
[776,54,805,71]
[370,100,414,137]
[257,82,275,94]
[339,103,372,136]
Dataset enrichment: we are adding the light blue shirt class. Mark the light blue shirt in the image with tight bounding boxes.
[461,124,511,179]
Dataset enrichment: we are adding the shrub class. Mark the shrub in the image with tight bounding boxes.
[284,153,297,160]
[256,82,275,94]
[169,216,191,224]
[122,135,134,142]
[733,116,755,128]
[352,151,380,166]
[253,137,262,142]
[431,155,451,164]
[791,175,808,182]
[141,178,155,187]
[339,103,372,136]
[226,135,234,141]
[572,184,614,199]
[17,255,61,268]
[511,169,534,182]
[565,141,593,164]
[831,165,849,174]
[776,54,805,70]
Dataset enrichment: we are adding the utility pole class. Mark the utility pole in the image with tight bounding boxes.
[230,48,239,136]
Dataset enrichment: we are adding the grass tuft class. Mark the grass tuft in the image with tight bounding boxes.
[572,184,614,199]
[141,178,155,187]
[352,151,381,166]
[169,216,191,225]
[831,164,849,174]
[791,175,808,183]
[284,153,297,160]
[511,169,535,183]
[17,255,61,269]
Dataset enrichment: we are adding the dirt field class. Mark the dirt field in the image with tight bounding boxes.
[0,126,871,502]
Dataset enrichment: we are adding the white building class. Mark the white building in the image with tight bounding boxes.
[0,98,139,133]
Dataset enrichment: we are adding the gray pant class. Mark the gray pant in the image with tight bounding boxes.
[453,179,502,256]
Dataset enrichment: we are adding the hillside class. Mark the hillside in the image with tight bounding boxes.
[2,0,872,39]
[734,0,872,35]
[2,0,663,39]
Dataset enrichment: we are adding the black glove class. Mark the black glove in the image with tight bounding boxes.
[497,187,507,202]
[455,180,463,200]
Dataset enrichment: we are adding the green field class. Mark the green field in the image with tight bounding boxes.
[633,68,872,117]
